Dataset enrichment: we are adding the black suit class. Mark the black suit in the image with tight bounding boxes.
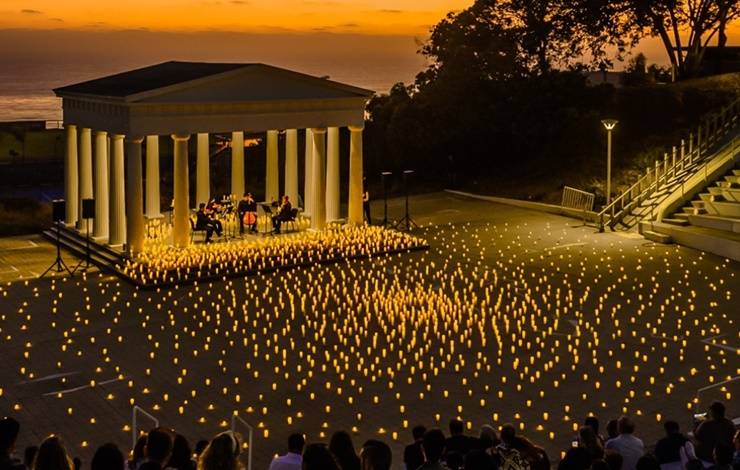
[195,210,216,242]
[237,199,257,233]
[403,441,424,470]
[272,202,292,233]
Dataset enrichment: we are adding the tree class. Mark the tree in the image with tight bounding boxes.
[620,0,740,79]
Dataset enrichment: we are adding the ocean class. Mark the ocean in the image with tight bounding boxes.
[0,59,424,122]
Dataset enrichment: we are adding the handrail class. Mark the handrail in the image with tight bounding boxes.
[132,405,159,450]
[598,95,740,231]
[231,413,254,470]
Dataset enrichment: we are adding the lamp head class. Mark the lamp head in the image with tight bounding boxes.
[601,119,618,131]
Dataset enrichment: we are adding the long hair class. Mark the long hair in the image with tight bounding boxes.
[197,432,243,470]
[33,436,74,470]
[329,431,359,470]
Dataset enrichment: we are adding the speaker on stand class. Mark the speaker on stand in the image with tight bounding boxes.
[40,199,74,278]
[380,171,392,228]
[392,170,418,231]
[73,198,94,273]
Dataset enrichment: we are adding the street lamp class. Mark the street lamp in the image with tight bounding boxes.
[601,119,618,205]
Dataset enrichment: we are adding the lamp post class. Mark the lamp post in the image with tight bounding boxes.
[601,119,618,206]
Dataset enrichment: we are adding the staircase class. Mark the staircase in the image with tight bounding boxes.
[598,96,740,232]
[41,224,126,274]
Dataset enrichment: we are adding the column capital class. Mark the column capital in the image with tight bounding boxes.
[171,133,191,141]
[125,135,144,144]
[348,125,364,132]
[66,124,77,130]
[94,130,108,137]
[310,127,327,135]
[111,134,125,141]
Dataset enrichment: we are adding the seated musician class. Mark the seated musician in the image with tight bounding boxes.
[195,203,218,242]
[271,195,293,234]
[237,192,258,234]
[205,200,224,236]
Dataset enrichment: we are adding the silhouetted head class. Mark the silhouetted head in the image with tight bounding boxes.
[199,203,206,210]
[421,429,446,463]
[449,419,464,436]
[166,434,192,470]
[606,420,619,439]
[91,443,124,470]
[302,443,339,470]
[0,417,20,455]
[617,416,635,435]
[198,431,241,470]
[329,431,357,467]
[500,424,517,446]
[709,401,726,419]
[663,421,680,435]
[360,439,391,470]
[34,435,74,470]
[479,425,498,449]
[288,433,305,454]
[145,427,174,464]
[412,425,427,441]
[584,416,600,436]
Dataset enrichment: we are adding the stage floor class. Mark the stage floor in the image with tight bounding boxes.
[0,191,738,469]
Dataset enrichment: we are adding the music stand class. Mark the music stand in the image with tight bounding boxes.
[40,199,74,279]
[381,171,392,227]
[261,204,273,234]
[392,170,418,231]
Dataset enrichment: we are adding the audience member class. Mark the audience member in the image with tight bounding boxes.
[497,424,549,470]
[462,450,496,470]
[420,429,450,470]
[709,444,734,470]
[591,459,610,470]
[167,434,195,470]
[194,441,209,459]
[557,447,590,470]
[23,447,37,470]
[0,417,24,470]
[446,420,478,460]
[404,426,427,470]
[606,420,619,441]
[90,443,124,470]
[732,430,740,469]
[359,440,391,470]
[301,444,339,470]
[140,428,174,470]
[604,451,623,470]
[329,431,360,470]
[269,433,304,470]
[605,416,644,470]
[635,454,660,470]
[695,402,735,463]
[584,417,605,445]
[478,426,499,455]
[32,436,74,470]
[197,432,242,470]
[578,426,604,463]
[654,420,695,470]
[129,436,147,470]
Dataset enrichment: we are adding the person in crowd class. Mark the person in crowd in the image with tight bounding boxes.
[359,440,391,470]
[584,417,605,445]
[24,447,37,470]
[194,441,209,459]
[197,431,242,470]
[362,179,371,224]
[205,201,225,238]
[695,402,735,464]
[0,417,24,470]
[329,431,360,470]
[496,424,549,470]
[578,425,604,463]
[708,444,734,470]
[478,426,499,455]
[446,420,478,461]
[462,449,496,470]
[558,447,591,470]
[129,436,147,470]
[91,443,124,470]
[685,460,705,470]
[195,203,219,243]
[635,454,660,470]
[654,420,695,469]
[268,433,304,470]
[605,416,644,470]
[419,429,450,470]
[605,420,619,441]
[591,460,610,470]
[604,451,623,470]
[166,434,194,470]
[301,444,339,470]
[237,193,257,235]
[139,427,174,470]
[271,196,293,234]
[732,430,740,469]
[404,425,427,470]
[32,436,74,470]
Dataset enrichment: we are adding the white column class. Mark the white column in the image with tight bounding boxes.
[303,129,313,215]
[266,130,279,202]
[93,131,109,240]
[231,131,245,198]
[77,127,93,230]
[172,134,191,248]
[284,129,299,206]
[196,133,210,206]
[310,128,327,230]
[125,137,145,256]
[109,135,126,246]
[326,127,340,221]
[64,124,78,226]
[348,125,364,225]
[145,135,161,218]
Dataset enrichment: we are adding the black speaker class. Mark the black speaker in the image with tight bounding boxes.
[82,198,95,219]
[52,199,66,222]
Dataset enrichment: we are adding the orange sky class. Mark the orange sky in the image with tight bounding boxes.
[0,0,468,35]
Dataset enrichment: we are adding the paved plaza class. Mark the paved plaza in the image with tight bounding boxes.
[0,192,738,469]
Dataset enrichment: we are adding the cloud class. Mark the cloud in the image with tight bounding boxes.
[230,0,248,4]
[379,9,403,14]
[50,18,64,22]
[21,9,43,14]
[341,23,359,28]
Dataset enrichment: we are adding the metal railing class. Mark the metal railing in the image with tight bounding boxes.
[231,413,254,470]
[598,96,740,231]
[131,405,159,450]
[561,186,595,223]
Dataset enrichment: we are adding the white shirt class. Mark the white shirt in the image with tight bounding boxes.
[268,452,302,470]
[605,434,644,470]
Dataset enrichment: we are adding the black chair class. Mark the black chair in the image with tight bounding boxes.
[283,208,300,232]
[189,217,209,243]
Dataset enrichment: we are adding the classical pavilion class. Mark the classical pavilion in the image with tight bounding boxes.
[54,61,374,256]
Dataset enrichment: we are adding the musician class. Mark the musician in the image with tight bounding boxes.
[363,178,371,224]
[272,195,293,234]
[195,203,221,243]
[237,192,258,234]
[205,200,224,236]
